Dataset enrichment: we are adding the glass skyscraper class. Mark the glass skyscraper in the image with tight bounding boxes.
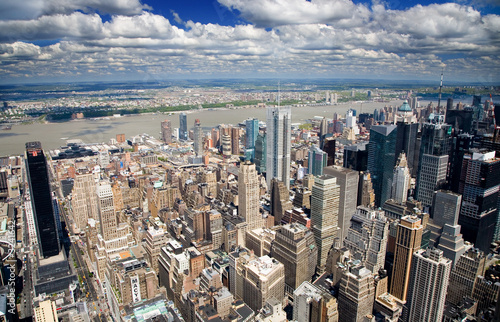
[266,106,291,189]
[26,141,61,258]
[179,112,187,141]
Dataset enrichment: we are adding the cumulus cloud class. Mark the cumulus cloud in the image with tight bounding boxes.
[0,0,499,82]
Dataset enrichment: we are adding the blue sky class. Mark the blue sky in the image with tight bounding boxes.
[0,0,499,84]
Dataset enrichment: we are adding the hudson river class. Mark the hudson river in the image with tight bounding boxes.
[1,100,404,156]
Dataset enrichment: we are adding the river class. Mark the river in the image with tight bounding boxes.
[1,100,405,156]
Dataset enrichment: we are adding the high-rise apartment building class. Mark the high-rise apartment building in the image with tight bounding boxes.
[293,281,339,322]
[231,127,240,155]
[391,153,411,204]
[238,161,261,231]
[254,133,266,174]
[161,119,172,143]
[390,215,423,302]
[405,248,452,322]
[368,125,397,207]
[343,206,389,274]
[415,115,452,208]
[71,171,98,231]
[311,175,340,274]
[323,166,359,243]
[337,266,375,321]
[246,118,259,150]
[308,145,327,177]
[266,106,291,189]
[179,112,187,141]
[458,150,500,253]
[26,141,61,258]
[193,118,203,157]
[270,223,317,296]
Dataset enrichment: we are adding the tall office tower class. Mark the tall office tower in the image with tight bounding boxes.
[246,118,259,148]
[472,264,500,313]
[391,153,410,204]
[193,118,203,157]
[448,133,474,192]
[311,175,340,274]
[308,146,327,177]
[211,127,220,148]
[271,223,317,297]
[241,255,285,312]
[270,178,293,225]
[458,150,500,253]
[447,97,454,111]
[395,104,418,176]
[323,165,359,242]
[266,105,291,189]
[415,115,452,208]
[446,247,485,306]
[368,125,397,207]
[345,109,359,135]
[337,266,375,321]
[179,112,187,141]
[433,191,467,265]
[254,133,266,174]
[343,206,389,274]
[144,228,168,273]
[71,171,98,231]
[161,119,172,143]
[231,127,240,155]
[25,142,61,258]
[404,248,452,322]
[390,215,423,302]
[344,142,368,171]
[357,172,375,207]
[97,183,117,241]
[322,137,336,166]
[238,161,261,231]
[293,281,339,322]
[319,117,328,148]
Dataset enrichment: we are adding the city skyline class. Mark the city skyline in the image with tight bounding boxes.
[0,0,499,84]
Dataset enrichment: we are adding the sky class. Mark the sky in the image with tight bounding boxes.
[0,0,499,84]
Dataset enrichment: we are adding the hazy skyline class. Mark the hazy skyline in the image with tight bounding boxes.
[0,0,499,84]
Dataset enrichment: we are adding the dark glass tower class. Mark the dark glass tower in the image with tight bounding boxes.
[25,141,61,258]
[179,112,187,141]
[368,125,397,207]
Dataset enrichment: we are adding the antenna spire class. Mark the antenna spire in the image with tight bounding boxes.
[437,69,444,113]
[278,81,280,108]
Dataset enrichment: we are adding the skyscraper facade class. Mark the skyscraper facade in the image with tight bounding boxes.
[405,248,452,322]
[161,119,172,143]
[231,127,240,155]
[293,281,339,322]
[311,175,340,274]
[238,161,261,231]
[179,112,187,141]
[254,133,266,174]
[308,146,327,177]
[415,116,452,208]
[368,125,397,207]
[97,183,117,241]
[391,153,411,204]
[25,141,61,258]
[337,266,375,321]
[323,165,359,243]
[266,106,291,189]
[245,118,259,149]
[71,171,98,231]
[390,215,422,302]
[193,118,203,157]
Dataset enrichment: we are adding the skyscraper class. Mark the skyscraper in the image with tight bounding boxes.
[308,145,327,177]
[415,115,452,208]
[404,248,452,322]
[311,175,340,274]
[270,178,293,225]
[390,215,423,302]
[238,161,261,231]
[25,141,61,258]
[231,127,240,155]
[368,125,397,207]
[96,183,117,241]
[271,223,317,297]
[337,266,375,321]
[395,101,418,175]
[161,119,172,143]
[254,133,266,174]
[193,118,203,157]
[343,206,389,274]
[457,150,500,253]
[323,165,359,243]
[266,106,291,189]
[245,118,259,149]
[293,281,339,322]
[71,171,98,231]
[391,153,410,204]
[179,112,187,141]
[446,247,485,306]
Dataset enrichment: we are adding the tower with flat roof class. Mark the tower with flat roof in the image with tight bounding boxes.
[266,106,291,189]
